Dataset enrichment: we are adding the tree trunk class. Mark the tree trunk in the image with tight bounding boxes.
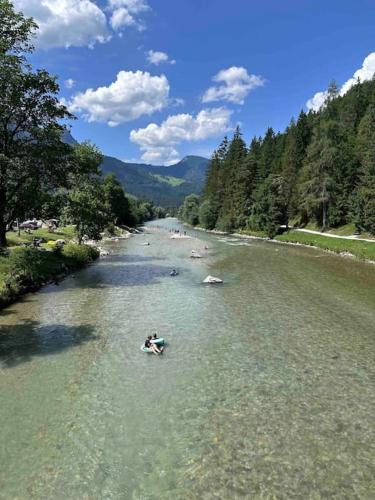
[0,221,6,247]
[322,201,327,232]
[0,188,7,247]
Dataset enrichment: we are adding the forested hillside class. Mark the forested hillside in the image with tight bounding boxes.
[61,130,209,207]
[102,155,209,206]
[183,79,375,237]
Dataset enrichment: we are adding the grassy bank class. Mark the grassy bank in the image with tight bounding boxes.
[193,225,375,262]
[0,230,99,308]
[5,226,76,247]
[275,230,375,262]
[300,222,375,239]
[226,226,375,261]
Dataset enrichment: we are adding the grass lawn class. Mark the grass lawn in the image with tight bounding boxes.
[275,230,375,261]
[6,226,76,247]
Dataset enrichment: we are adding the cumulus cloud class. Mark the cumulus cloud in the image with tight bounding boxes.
[306,91,328,112]
[68,70,170,127]
[130,107,232,164]
[306,52,375,111]
[13,0,150,49]
[147,50,176,66]
[108,0,149,31]
[202,66,265,105]
[64,78,76,89]
[14,0,110,49]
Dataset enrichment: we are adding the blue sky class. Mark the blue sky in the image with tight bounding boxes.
[17,0,375,165]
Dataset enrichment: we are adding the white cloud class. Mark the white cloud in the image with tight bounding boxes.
[14,0,110,49]
[340,52,375,94]
[202,66,265,105]
[108,0,149,31]
[130,107,232,164]
[306,52,375,111]
[68,70,170,126]
[13,0,150,49]
[306,91,328,112]
[64,78,76,89]
[147,50,176,66]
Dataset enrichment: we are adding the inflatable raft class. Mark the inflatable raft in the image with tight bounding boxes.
[140,337,165,353]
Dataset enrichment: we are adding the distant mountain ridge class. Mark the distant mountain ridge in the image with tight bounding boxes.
[62,131,209,206]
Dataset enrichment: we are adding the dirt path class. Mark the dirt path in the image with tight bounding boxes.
[292,228,375,243]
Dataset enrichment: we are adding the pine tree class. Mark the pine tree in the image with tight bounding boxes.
[217,126,247,230]
[355,104,375,232]
[299,121,339,230]
[257,128,276,181]
[200,77,375,235]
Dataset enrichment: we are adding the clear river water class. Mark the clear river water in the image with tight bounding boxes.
[0,218,374,499]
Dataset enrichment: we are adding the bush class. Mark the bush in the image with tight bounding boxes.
[62,243,99,265]
[105,223,117,237]
[199,201,217,230]
[8,247,45,286]
[216,214,235,233]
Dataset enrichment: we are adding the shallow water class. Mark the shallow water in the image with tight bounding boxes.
[0,218,374,499]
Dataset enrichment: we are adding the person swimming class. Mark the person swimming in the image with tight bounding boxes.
[145,335,162,354]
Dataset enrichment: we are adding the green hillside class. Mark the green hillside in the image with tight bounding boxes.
[62,132,209,206]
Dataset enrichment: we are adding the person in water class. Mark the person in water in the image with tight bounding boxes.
[145,335,162,354]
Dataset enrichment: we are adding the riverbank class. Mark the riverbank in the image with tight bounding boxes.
[0,224,145,309]
[0,243,99,309]
[1,226,98,309]
[191,225,375,263]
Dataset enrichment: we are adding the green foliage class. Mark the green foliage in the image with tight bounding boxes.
[103,173,131,226]
[180,194,200,226]
[199,200,217,230]
[199,77,375,237]
[151,174,185,186]
[153,205,167,219]
[355,104,375,233]
[72,141,103,178]
[0,0,37,54]
[250,175,287,238]
[63,180,109,243]
[0,0,73,246]
[8,247,45,286]
[0,241,99,307]
[61,243,99,264]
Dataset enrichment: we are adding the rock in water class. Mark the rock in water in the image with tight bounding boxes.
[203,275,223,284]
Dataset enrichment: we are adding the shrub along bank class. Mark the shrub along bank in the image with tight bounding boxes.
[0,243,99,309]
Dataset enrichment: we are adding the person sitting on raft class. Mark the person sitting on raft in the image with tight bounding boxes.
[145,335,162,354]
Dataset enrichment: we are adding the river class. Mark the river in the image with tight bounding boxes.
[0,218,374,499]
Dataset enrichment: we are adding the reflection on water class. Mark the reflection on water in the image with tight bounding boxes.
[0,218,374,498]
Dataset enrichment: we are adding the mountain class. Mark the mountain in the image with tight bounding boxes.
[61,130,78,146]
[62,131,209,206]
